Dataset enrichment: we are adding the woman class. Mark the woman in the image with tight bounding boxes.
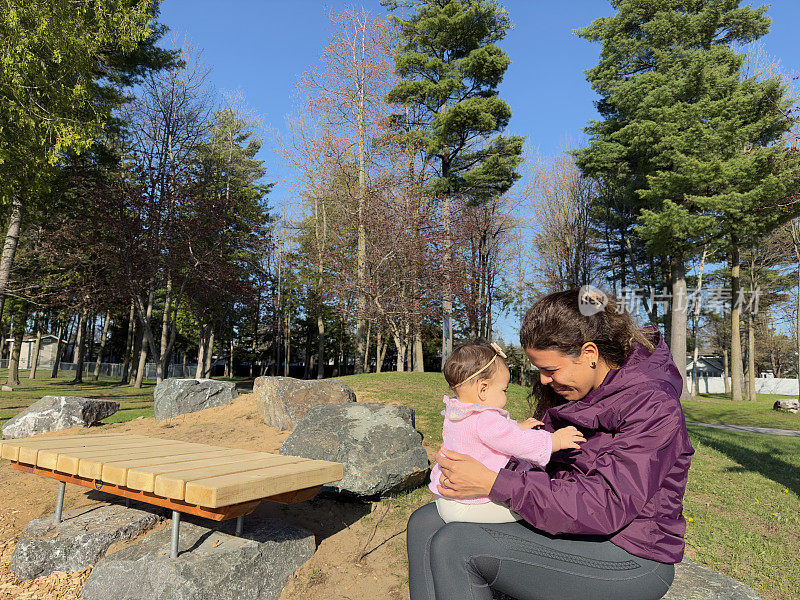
[407,289,694,600]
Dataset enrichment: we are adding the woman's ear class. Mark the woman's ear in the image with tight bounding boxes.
[581,342,599,365]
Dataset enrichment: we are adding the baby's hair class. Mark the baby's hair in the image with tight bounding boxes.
[443,341,507,390]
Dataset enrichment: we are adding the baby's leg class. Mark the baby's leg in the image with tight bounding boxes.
[435,497,521,523]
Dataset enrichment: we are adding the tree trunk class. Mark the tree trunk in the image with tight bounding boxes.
[0,196,22,325]
[157,274,173,382]
[316,305,325,380]
[413,321,424,373]
[441,193,453,369]
[722,348,730,394]
[251,298,259,379]
[134,289,154,389]
[669,256,690,400]
[129,321,142,384]
[353,32,368,375]
[229,335,234,378]
[72,310,88,384]
[283,312,291,377]
[86,313,96,366]
[204,323,215,377]
[29,313,42,380]
[195,322,207,378]
[792,221,800,403]
[730,244,744,401]
[6,306,26,386]
[121,300,135,383]
[691,248,707,397]
[746,310,756,401]
[92,310,112,381]
[363,319,371,373]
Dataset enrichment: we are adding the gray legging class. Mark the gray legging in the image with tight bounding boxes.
[408,503,674,600]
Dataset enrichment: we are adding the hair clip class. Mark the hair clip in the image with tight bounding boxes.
[490,342,507,359]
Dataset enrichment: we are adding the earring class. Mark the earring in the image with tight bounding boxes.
[590,362,596,369]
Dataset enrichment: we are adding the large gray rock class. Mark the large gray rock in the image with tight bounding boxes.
[1,396,119,439]
[254,376,356,430]
[81,519,315,600]
[280,402,429,497]
[154,378,238,422]
[10,503,161,580]
[663,559,761,599]
[773,398,799,414]
[492,558,761,600]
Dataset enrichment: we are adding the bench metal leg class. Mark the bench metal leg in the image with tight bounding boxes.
[235,515,244,536]
[170,510,181,558]
[54,481,66,524]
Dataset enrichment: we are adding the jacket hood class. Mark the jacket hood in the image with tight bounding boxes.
[571,330,683,408]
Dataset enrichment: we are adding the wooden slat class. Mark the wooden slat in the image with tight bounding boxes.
[2,434,146,463]
[153,455,305,500]
[78,443,231,480]
[100,449,253,486]
[126,452,273,494]
[50,440,212,474]
[184,460,344,508]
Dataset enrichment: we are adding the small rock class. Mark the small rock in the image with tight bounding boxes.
[1,396,119,439]
[280,402,429,498]
[10,503,161,580]
[773,398,799,414]
[1,385,12,392]
[81,518,315,600]
[154,378,238,422]
[254,376,356,430]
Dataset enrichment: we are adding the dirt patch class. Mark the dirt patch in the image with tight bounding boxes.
[0,392,427,599]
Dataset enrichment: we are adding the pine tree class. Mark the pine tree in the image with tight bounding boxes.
[575,0,798,400]
[382,0,524,366]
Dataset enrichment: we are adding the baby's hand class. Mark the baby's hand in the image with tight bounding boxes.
[518,418,544,430]
[551,426,585,451]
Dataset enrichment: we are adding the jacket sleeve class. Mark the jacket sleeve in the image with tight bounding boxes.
[475,411,553,467]
[488,389,685,536]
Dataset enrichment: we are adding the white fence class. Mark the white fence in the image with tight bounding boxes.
[0,359,198,380]
[691,375,799,395]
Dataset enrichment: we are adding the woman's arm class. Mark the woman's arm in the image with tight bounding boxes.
[489,391,689,536]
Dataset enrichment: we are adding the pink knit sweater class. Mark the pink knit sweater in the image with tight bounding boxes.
[429,395,553,504]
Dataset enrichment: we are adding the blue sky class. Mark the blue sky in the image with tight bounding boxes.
[155,0,800,341]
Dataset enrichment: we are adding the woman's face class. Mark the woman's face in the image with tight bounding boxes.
[524,344,606,402]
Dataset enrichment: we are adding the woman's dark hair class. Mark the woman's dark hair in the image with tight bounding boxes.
[520,288,656,418]
[443,341,507,391]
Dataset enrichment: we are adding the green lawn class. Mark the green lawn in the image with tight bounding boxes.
[682,393,800,431]
[339,372,798,600]
[0,369,155,428]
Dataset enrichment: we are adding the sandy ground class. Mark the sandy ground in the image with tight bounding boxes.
[0,394,430,600]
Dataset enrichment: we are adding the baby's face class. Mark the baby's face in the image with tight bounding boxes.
[481,364,511,410]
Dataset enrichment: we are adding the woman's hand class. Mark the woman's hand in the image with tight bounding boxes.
[436,448,498,499]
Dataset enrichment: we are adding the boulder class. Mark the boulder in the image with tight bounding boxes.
[773,398,799,414]
[154,378,238,422]
[662,559,761,599]
[1,396,119,439]
[81,518,315,600]
[279,402,429,498]
[10,503,161,580]
[254,376,356,430]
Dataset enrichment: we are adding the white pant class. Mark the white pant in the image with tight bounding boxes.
[435,496,522,524]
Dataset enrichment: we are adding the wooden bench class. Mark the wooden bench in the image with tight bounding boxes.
[0,433,343,558]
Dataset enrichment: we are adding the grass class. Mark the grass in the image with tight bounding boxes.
[0,368,155,428]
[338,372,799,600]
[684,425,800,600]
[682,393,800,431]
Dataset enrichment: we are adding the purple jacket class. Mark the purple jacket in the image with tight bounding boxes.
[489,334,694,564]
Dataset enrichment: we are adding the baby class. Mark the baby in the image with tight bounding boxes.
[430,341,585,523]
